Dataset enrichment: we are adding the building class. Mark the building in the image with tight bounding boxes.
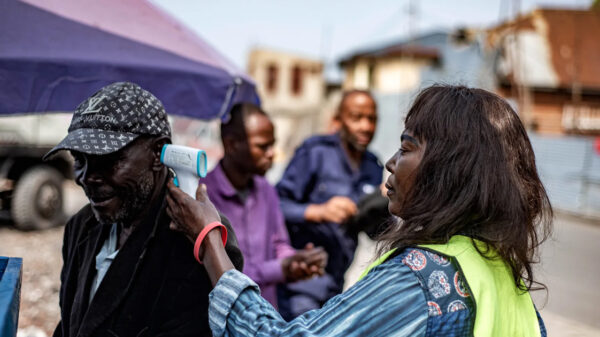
[338,31,492,161]
[337,10,600,217]
[339,43,440,94]
[486,7,600,135]
[247,48,328,180]
[248,48,324,114]
[339,30,493,93]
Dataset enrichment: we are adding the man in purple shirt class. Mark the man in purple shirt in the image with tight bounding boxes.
[201,103,327,308]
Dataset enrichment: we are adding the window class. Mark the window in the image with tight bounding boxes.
[266,64,278,93]
[291,65,303,96]
[367,62,375,89]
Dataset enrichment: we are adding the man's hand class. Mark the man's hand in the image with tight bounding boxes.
[281,243,328,282]
[304,196,357,223]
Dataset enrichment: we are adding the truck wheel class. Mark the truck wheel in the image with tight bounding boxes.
[12,165,65,230]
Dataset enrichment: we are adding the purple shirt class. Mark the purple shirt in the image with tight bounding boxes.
[201,163,296,307]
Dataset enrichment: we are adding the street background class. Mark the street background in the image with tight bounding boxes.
[1,0,600,336]
[0,182,599,336]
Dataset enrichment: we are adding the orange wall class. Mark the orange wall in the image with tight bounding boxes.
[498,87,600,135]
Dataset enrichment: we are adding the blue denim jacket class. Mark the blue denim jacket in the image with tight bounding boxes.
[209,248,547,337]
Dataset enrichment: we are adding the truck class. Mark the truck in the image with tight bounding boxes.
[0,114,225,230]
[0,114,73,230]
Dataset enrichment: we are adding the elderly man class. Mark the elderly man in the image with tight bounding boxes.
[44,82,243,337]
[201,103,327,309]
[276,90,383,320]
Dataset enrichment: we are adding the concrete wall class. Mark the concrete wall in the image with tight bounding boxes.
[341,58,425,93]
[247,49,324,111]
[247,48,328,183]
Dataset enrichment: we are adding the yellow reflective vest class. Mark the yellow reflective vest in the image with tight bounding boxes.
[360,235,541,337]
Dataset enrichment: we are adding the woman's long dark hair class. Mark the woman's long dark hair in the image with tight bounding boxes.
[378,85,553,291]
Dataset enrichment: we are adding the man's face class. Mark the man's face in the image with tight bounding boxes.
[240,114,276,176]
[338,92,377,153]
[71,138,156,224]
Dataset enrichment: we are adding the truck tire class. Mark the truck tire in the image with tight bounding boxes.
[12,165,65,230]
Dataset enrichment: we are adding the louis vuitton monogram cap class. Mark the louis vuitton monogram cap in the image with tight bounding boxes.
[44,82,172,159]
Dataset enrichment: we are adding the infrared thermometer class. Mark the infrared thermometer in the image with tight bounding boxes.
[160,144,207,197]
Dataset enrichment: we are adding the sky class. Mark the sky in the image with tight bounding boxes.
[151,0,593,78]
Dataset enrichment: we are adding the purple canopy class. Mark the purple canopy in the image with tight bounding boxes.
[0,0,259,120]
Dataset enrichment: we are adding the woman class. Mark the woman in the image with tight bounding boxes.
[166,85,552,337]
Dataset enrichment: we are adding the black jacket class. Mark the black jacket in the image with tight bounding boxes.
[53,189,244,337]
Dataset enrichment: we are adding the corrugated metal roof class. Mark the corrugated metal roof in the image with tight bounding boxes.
[338,31,447,66]
[488,8,600,91]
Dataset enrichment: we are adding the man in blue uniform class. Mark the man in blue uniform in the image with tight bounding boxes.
[276,90,383,320]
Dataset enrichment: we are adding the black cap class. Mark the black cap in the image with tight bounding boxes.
[44,82,171,159]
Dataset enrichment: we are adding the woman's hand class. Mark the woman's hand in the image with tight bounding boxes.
[166,179,220,243]
[166,179,235,285]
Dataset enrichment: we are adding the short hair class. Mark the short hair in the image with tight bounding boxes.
[336,89,377,117]
[220,103,268,141]
[378,85,552,292]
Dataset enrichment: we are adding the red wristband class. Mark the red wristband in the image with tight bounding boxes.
[193,221,228,264]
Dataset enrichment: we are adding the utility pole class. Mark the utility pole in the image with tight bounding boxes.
[511,0,533,129]
[407,0,417,43]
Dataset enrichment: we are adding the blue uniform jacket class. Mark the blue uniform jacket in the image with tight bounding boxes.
[276,133,383,296]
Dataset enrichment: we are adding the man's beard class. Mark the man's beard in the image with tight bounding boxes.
[348,138,367,152]
[94,172,155,225]
[341,129,368,153]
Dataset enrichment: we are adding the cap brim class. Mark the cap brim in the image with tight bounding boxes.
[43,128,139,160]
